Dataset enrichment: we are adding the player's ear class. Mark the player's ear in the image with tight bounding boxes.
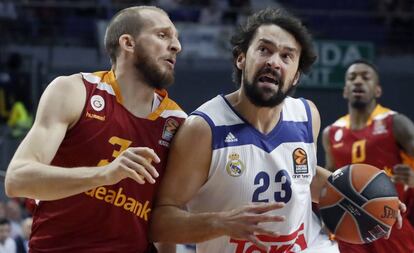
[375,85,382,98]
[119,34,135,53]
[236,53,246,70]
[292,71,301,86]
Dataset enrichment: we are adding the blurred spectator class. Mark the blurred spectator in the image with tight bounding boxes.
[222,0,250,24]
[199,1,222,25]
[7,102,32,139]
[0,0,17,43]
[0,218,16,253]
[15,217,32,253]
[0,53,33,138]
[6,201,22,239]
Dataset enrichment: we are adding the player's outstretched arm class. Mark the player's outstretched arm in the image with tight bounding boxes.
[149,116,285,251]
[5,75,160,201]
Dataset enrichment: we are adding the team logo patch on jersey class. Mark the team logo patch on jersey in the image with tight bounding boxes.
[162,118,179,141]
[373,119,387,135]
[334,129,343,142]
[292,148,308,174]
[91,95,105,111]
[226,153,245,177]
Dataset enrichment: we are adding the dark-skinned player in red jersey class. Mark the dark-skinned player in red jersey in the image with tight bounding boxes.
[322,59,414,253]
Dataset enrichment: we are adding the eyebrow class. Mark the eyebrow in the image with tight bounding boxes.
[348,70,370,75]
[155,26,180,38]
[258,38,298,53]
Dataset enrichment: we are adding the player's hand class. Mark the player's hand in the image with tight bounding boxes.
[103,147,160,185]
[392,164,414,187]
[385,201,406,239]
[218,202,286,251]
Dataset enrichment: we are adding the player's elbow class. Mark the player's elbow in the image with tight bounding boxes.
[5,174,20,198]
[149,208,173,243]
[4,162,27,198]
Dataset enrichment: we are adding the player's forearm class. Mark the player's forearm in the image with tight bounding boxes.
[5,160,105,200]
[150,206,225,244]
[311,166,332,203]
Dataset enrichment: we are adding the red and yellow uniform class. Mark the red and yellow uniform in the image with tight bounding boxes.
[30,71,187,253]
[328,104,414,253]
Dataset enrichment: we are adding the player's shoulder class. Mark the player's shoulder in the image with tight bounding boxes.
[47,73,84,95]
[42,74,85,109]
[37,73,86,125]
[301,98,319,115]
[173,114,212,144]
[392,112,414,127]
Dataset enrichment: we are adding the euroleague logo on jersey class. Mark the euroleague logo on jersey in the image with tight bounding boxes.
[162,118,179,141]
[292,148,308,175]
[159,118,179,147]
[91,95,105,111]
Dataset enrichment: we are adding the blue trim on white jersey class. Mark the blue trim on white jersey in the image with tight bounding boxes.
[213,120,312,152]
[191,95,313,153]
[191,111,215,128]
[220,95,285,140]
[299,98,314,143]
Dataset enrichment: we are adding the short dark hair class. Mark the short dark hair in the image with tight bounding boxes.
[345,59,379,78]
[104,6,167,64]
[230,8,317,86]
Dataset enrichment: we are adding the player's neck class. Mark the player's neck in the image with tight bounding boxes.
[349,102,377,130]
[113,65,156,118]
[227,91,283,135]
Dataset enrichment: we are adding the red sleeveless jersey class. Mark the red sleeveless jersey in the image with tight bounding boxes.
[328,105,414,253]
[30,71,187,253]
[328,105,400,175]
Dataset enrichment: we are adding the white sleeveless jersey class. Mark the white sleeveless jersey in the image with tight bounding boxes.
[189,95,338,253]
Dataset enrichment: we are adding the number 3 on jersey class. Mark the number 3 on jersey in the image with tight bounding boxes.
[252,170,292,203]
[97,136,132,166]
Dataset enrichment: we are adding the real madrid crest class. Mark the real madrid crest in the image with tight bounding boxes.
[226,153,245,177]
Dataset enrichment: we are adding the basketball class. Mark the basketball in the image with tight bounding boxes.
[319,163,399,244]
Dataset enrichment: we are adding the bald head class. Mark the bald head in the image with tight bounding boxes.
[104,6,169,64]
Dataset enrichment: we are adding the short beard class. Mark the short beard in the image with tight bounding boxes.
[243,67,295,107]
[133,46,174,89]
[351,100,368,110]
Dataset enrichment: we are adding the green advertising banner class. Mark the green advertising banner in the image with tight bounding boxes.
[300,40,375,89]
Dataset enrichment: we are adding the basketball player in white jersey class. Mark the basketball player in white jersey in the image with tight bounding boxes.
[150,8,337,253]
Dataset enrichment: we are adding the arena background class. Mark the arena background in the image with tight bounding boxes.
[0,0,413,251]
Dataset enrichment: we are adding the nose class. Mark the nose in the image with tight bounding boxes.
[352,74,365,86]
[170,37,182,54]
[266,54,282,71]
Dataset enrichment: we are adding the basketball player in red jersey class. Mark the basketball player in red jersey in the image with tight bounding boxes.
[322,59,414,253]
[4,6,186,253]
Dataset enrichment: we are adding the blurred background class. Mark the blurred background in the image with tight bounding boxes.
[0,0,413,251]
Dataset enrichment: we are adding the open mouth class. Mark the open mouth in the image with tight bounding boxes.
[352,88,365,96]
[258,75,279,86]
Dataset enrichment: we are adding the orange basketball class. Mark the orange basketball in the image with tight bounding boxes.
[319,164,399,244]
